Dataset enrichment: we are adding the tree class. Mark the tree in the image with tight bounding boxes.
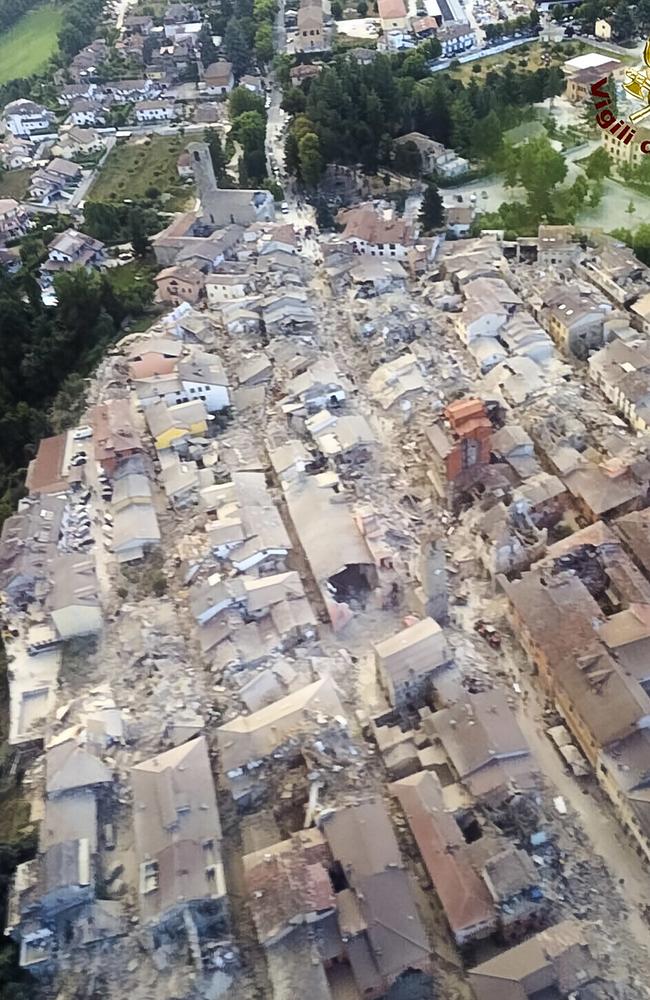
[471,109,503,161]
[282,87,307,114]
[231,110,267,153]
[607,74,618,116]
[568,173,589,212]
[551,3,565,20]
[229,86,266,119]
[315,197,335,230]
[585,146,611,180]
[255,22,274,63]
[331,0,343,16]
[627,199,637,217]
[514,136,567,216]
[224,18,250,76]
[129,208,151,258]
[53,269,104,338]
[284,130,301,176]
[393,140,422,176]
[206,128,228,183]
[298,131,323,187]
[357,0,368,13]
[419,182,444,232]
[197,22,219,65]
[613,3,634,39]
[633,223,650,264]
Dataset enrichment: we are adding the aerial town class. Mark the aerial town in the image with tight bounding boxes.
[4,0,650,997]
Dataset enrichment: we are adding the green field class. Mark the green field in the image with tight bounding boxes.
[0,4,65,84]
[0,167,33,200]
[88,134,197,212]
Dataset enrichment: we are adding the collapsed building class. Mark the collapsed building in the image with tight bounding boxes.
[130,736,228,948]
[282,474,378,630]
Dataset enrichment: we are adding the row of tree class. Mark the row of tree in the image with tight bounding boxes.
[0,0,106,106]
[282,50,565,183]
[227,85,269,184]
[0,251,154,522]
[0,0,38,33]
[58,0,105,60]
[477,135,604,235]
[214,0,277,75]
[484,10,539,41]
[554,0,650,39]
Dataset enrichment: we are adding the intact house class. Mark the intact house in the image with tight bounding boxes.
[377,0,409,30]
[541,286,612,358]
[444,198,475,237]
[134,350,230,413]
[200,61,235,96]
[394,132,469,178]
[437,22,475,56]
[0,199,29,246]
[189,141,275,227]
[205,271,254,306]
[2,99,55,137]
[154,264,206,306]
[537,224,581,268]
[337,204,414,259]
[29,158,82,207]
[51,126,105,160]
[134,99,180,123]
[588,335,650,432]
[90,399,145,475]
[0,135,36,170]
[47,554,101,640]
[66,100,109,127]
[41,229,106,284]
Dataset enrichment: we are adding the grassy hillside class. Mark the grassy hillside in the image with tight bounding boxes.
[0,3,65,84]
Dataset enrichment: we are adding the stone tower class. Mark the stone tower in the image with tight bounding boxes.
[187,140,275,228]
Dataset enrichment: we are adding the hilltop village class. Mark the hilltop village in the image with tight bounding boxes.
[3,127,650,1000]
[5,0,650,994]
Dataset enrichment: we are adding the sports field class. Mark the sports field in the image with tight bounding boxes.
[0,4,65,84]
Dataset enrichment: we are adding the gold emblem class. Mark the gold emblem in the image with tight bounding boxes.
[624,38,650,122]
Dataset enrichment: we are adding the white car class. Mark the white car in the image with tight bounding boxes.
[281,202,290,214]
[73,425,93,441]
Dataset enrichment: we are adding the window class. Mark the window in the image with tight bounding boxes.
[140,860,159,894]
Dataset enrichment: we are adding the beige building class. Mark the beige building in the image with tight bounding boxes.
[154,264,206,306]
[130,736,227,926]
[374,616,452,708]
[602,123,650,168]
[377,0,409,29]
[48,555,102,639]
[595,16,612,39]
[295,3,328,52]
[469,920,596,1000]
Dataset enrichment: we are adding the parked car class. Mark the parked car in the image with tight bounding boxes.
[73,425,93,441]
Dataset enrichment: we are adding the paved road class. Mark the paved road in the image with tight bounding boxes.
[112,0,137,31]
